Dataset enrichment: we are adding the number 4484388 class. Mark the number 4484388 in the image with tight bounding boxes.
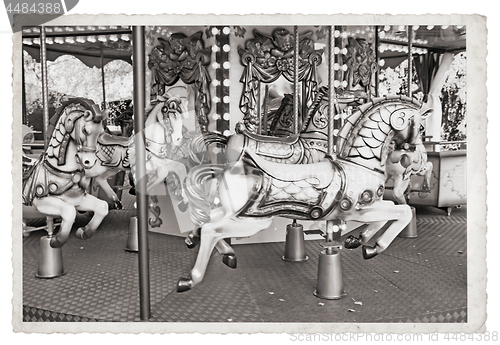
[5,2,62,14]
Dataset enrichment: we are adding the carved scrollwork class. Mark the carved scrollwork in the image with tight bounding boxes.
[148,31,212,133]
[238,28,324,133]
[343,37,377,92]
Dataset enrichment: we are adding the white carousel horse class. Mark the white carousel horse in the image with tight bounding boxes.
[22,99,109,248]
[177,96,432,292]
[384,136,433,205]
[184,92,433,249]
[84,94,189,209]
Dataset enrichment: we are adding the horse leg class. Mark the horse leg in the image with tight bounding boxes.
[95,169,123,210]
[184,207,224,249]
[344,221,386,249]
[74,194,109,240]
[420,162,433,192]
[32,197,76,248]
[178,216,272,292]
[215,239,237,269]
[177,221,222,292]
[344,200,412,259]
[392,174,409,204]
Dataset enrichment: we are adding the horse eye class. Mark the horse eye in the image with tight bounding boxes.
[162,106,169,114]
[82,127,90,135]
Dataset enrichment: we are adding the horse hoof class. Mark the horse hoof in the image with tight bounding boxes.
[75,228,88,240]
[177,277,193,292]
[362,245,378,260]
[178,201,188,212]
[185,234,200,249]
[344,235,362,249]
[115,201,123,210]
[222,254,237,269]
[49,236,64,249]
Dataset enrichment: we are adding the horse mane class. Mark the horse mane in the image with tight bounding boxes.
[336,95,422,163]
[47,98,99,165]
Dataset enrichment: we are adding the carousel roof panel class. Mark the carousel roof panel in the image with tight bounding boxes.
[22,26,132,68]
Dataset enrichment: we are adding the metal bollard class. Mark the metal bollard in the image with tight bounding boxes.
[398,206,417,238]
[314,244,346,299]
[282,220,308,262]
[36,235,65,278]
[125,216,139,252]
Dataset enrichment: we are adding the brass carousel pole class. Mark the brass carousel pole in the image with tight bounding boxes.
[282,26,308,262]
[36,26,64,279]
[132,26,151,320]
[407,26,413,98]
[375,26,380,98]
[41,27,50,149]
[314,25,345,300]
[293,26,300,135]
[100,47,106,109]
[399,25,418,238]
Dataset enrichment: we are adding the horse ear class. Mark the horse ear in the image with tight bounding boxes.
[83,110,93,121]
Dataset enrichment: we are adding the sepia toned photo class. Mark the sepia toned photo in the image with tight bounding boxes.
[11,14,487,334]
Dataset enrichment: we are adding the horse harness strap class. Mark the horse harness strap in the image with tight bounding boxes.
[146,138,170,159]
[22,155,86,206]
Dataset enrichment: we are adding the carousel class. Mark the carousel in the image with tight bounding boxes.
[21,24,467,323]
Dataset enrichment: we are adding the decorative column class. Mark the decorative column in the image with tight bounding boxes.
[214,26,231,136]
[294,26,300,135]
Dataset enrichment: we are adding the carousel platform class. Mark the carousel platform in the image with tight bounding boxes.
[22,194,467,323]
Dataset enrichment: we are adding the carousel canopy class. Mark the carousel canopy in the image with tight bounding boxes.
[21,25,466,70]
[22,26,132,68]
[378,25,466,68]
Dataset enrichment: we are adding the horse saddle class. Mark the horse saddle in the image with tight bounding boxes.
[244,151,335,189]
[242,129,303,161]
[22,157,85,206]
[98,133,132,147]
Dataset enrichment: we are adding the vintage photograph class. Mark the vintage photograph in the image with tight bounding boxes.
[12,14,486,334]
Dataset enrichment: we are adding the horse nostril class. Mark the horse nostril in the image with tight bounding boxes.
[84,160,90,166]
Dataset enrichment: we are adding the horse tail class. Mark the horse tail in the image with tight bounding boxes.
[188,132,228,166]
[185,164,225,227]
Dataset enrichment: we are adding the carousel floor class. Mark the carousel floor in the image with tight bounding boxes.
[22,196,467,323]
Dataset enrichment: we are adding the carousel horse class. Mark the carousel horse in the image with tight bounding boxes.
[184,91,433,249]
[177,96,432,292]
[85,93,189,209]
[22,99,109,248]
[384,133,433,205]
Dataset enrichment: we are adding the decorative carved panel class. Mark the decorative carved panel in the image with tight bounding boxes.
[237,28,323,133]
[148,31,212,133]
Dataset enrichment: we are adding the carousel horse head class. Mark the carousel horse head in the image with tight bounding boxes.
[390,101,433,150]
[48,98,107,170]
[148,92,188,147]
